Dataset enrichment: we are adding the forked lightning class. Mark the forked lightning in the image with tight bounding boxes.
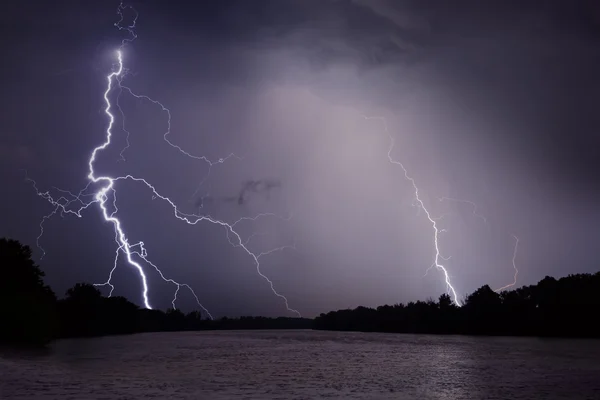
[27,2,300,318]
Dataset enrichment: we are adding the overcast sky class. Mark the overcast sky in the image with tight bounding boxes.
[1,0,599,317]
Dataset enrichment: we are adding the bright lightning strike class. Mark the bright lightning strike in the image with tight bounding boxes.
[26,2,300,318]
[495,234,520,292]
[364,116,462,306]
[363,115,520,301]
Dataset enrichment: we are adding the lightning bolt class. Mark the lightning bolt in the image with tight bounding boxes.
[495,234,520,292]
[364,116,462,306]
[363,116,520,302]
[26,1,300,318]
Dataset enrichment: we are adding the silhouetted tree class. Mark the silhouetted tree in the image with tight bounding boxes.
[185,311,203,330]
[58,283,104,337]
[463,285,501,334]
[438,293,452,310]
[165,308,186,331]
[0,238,58,346]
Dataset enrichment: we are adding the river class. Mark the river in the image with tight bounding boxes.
[1,330,599,399]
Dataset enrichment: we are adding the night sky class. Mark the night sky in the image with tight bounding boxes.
[1,0,599,317]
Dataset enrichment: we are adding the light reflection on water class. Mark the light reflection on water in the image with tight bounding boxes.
[1,330,600,399]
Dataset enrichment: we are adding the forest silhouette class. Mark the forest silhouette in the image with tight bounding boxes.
[2,237,599,347]
[0,238,310,346]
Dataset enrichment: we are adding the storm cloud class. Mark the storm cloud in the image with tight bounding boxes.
[1,0,599,317]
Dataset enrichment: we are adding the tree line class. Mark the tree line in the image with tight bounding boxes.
[0,238,310,346]
[2,237,599,347]
[314,274,600,337]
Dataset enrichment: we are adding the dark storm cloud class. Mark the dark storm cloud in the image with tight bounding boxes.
[193,179,281,210]
[387,1,599,185]
[1,0,599,317]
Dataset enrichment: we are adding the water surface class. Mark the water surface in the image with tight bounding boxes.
[1,330,599,399]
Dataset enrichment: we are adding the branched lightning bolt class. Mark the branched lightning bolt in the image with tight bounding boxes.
[128,242,214,319]
[24,175,97,260]
[26,1,300,318]
[363,116,520,300]
[495,234,520,292]
[364,116,462,306]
